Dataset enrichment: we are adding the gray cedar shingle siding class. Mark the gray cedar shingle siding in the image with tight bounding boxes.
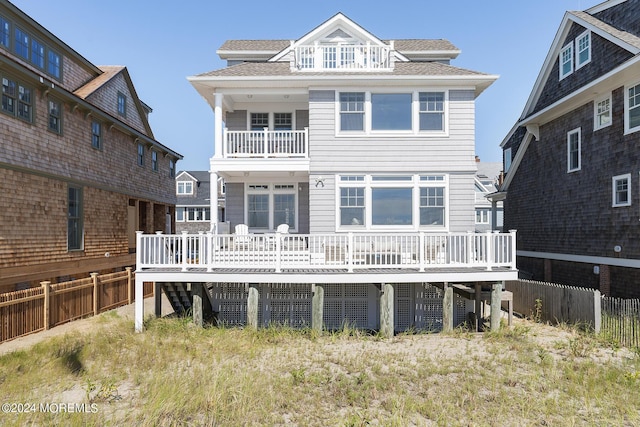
[532,24,633,115]
[591,0,640,38]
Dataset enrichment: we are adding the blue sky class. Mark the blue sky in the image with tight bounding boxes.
[13,0,596,171]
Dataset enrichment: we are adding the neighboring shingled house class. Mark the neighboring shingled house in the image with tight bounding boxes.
[497,0,640,297]
[175,171,226,234]
[0,0,182,292]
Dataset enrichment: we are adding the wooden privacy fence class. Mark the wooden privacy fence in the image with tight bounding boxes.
[506,279,601,332]
[0,268,153,343]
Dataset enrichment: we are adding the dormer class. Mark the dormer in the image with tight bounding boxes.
[269,13,408,72]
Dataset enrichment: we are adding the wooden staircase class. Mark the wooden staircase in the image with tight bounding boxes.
[161,282,214,315]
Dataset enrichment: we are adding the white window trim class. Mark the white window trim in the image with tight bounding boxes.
[504,147,512,173]
[475,209,490,224]
[594,92,612,131]
[334,174,449,232]
[624,82,640,135]
[176,181,194,195]
[567,128,581,173]
[575,30,591,70]
[244,183,298,232]
[612,173,631,207]
[247,111,296,131]
[335,90,449,137]
[559,42,574,80]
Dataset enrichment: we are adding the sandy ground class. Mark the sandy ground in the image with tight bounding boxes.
[0,293,175,356]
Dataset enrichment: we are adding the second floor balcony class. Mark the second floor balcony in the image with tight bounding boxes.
[293,43,392,71]
[223,127,308,158]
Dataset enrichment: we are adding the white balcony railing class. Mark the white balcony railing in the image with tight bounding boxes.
[294,44,392,71]
[136,231,517,273]
[223,128,308,158]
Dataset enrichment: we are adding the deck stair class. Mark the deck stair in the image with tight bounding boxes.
[161,282,215,315]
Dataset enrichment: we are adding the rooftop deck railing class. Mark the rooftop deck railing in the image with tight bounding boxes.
[223,128,308,158]
[293,44,392,71]
[136,231,516,273]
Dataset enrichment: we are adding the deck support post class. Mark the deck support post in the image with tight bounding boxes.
[490,282,502,331]
[442,282,453,332]
[379,283,394,338]
[474,283,482,332]
[192,283,204,327]
[247,284,259,329]
[154,282,163,318]
[311,284,324,333]
[135,275,144,333]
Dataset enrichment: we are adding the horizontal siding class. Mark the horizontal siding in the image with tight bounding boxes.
[308,89,477,173]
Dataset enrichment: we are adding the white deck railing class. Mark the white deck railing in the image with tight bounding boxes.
[136,231,517,273]
[223,128,308,158]
[294,44,392,71]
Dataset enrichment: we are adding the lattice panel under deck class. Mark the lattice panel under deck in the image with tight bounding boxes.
[209,282,248,326]
[395,284,413,332]
[266,283,312,327]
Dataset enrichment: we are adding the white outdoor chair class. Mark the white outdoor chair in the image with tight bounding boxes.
[234,224,251,247]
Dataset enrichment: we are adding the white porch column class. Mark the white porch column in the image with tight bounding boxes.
[213,93,224,159]
[210,170,218,233]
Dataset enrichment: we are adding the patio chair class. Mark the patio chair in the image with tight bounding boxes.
[234,224,251,248]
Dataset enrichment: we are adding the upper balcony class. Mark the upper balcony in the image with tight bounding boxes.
[223,127,308,159]
[293,43,392,72]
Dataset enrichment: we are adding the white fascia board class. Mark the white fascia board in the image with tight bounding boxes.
[518,250,640,269]
[522,54,640,126]
[586,0,628,14]
[500,130,534,192]
[175,171,199,182]
[522,11,640,119]
[522,13,573,117]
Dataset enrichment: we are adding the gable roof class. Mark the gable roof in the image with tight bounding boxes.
[74,66,155,138]
[501,0,640,192]
[520,7,640,120]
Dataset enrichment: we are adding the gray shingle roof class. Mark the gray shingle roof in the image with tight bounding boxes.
[195,60,488,78]
[217,39,459,53]
[570,10,640,50]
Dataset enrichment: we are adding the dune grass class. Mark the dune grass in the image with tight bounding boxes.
[0,313,639,426]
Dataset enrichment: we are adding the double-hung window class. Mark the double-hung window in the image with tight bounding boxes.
[1,76,32,123]
[137,143,145,166]
[117,92,126,117]
[594,93,611,131]
[560,43,573,79]
[612,174,631,207]
[31,38,45,69]
[48,98,61,133]
[151,151,158,171]
[15,27,28,60]
[420,185,445,226]
[419,92,445,131]
[625,82,640,134]
[0,16,9,48]
[250,112,269,131]
[68,186,83,251]
[177,181,193,195]
[340,176,366,226]
[339,92,364,131]
[576,31,591,69]
[274,113,292,130]
[567,128,581,172]
[91,121,102,150]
